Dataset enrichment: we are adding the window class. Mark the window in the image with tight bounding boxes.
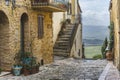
[38,15,44,39]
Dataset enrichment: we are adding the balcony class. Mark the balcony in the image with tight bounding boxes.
[31,0,68,12]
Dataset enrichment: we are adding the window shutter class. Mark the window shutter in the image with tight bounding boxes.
[38,15,44,39]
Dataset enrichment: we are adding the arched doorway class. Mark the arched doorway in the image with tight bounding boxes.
[0,11,10,69]
[20,13,30,54]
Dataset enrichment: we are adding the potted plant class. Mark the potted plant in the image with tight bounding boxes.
[30,57,40,74]
[22,52,32,76]
[20,52,40,75]
[12,51,23,76]
[23,64,31,76]
[12,65,22,76]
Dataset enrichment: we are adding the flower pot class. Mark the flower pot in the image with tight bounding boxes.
[12,66,22,76]
[106,51,113,61]
[36,66,39,73]
[23,68,31,76]
[31,67,37,74]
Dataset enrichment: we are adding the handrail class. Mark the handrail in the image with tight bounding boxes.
[68,23,79,54]
[31,0,68,9]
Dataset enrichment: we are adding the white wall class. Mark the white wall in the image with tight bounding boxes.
[52,12,64,44]
[70,24,82,58]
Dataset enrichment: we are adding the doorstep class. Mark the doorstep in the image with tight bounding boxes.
[0,72,11,77]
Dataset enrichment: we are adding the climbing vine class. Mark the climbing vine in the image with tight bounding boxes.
[108,22,114,51]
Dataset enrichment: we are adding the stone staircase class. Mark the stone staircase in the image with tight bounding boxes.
[53,24,77,57]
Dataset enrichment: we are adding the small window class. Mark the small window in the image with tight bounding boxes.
[38,15,44,39]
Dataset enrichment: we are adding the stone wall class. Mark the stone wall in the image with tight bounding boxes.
[109,0,120,70]
[0,0,53,70]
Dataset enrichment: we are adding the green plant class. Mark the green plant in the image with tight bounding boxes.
[14,51,22,66]
[24,52,32,58]
[101,37,108,58]
[93,54,103,59]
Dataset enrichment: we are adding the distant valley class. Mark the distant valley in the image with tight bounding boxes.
[83,39,103,46]
[83,25,109,46]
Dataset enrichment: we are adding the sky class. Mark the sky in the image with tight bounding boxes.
[79,0,110,26]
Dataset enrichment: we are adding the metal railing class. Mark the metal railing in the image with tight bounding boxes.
[31,0,68,9]
[68,23,79,54]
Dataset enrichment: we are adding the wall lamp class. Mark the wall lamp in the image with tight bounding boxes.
[5,0,9,6]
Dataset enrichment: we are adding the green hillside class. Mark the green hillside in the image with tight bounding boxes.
[85,45,103,58]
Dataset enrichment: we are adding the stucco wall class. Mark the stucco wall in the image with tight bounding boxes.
[70,24,82,58]
[53,12,64,44]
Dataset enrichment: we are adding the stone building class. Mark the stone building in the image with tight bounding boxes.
[0,0,68,71]
[53,0,83,58]
[109,0,120,70]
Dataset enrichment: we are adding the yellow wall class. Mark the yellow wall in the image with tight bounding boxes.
[110,0,120,69]
[0,0,53,70]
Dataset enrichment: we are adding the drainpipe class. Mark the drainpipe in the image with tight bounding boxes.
[71,0,75,23]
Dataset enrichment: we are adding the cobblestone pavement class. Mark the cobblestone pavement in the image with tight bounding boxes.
[0,58,108,80]
[103,62,120,80]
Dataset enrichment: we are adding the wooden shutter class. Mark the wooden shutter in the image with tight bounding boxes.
[38,15,44,39]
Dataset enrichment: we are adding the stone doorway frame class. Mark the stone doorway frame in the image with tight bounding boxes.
[20,13,30,56]
[0,10,10,69]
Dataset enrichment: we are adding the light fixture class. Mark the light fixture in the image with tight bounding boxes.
[5,0,9,6]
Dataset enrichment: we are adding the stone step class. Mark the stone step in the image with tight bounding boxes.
[58,33,71,37]
[54,46,69,50]
[65,28,73,30]
[53,52,69,57]
[55,42,70,45]
[63,30,72,32]
[59,36,70,39]
[54,44,69,48]
[55,42,69,45]
[54,56,67,60]
[58,38,70,41]
[63,31,72,35]
[56,40,69,43]
[63,29,73,31]
[53,49,68,52]
[59,34,70,38]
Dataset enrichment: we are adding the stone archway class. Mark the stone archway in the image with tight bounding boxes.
[20,13,30,54]
[0,11,10,69]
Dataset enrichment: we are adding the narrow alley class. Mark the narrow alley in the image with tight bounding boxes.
[0,58,119,80]
[0,0,120,80]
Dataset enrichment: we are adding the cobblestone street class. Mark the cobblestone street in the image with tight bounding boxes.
[0,58,112,80]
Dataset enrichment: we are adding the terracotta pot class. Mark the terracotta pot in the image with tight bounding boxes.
[23,69,31,76]
[31,67,37,74]
[106,51,113,61]
[36,66,39,73]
